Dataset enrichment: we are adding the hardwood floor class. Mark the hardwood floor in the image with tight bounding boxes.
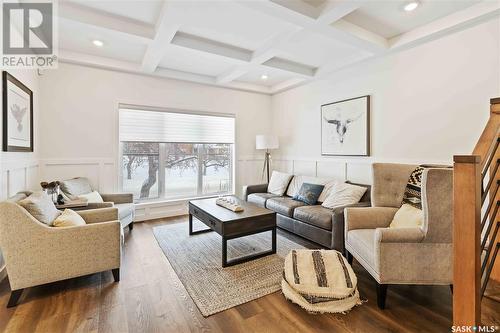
[0,216,498,333]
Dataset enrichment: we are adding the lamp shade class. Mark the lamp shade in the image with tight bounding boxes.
[256,135,279,150]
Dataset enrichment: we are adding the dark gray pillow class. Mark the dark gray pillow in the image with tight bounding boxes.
[293,183,325,205]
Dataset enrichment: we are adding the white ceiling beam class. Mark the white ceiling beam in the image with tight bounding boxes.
[240,0,387,54]
[271,77,306,94]
[141,2,180,73]
[389,1,500,50]
[59,49,142,72]
[59,50,271,95]
[172,32,252,62]
[216,26,301,83]
[316,1,361,25]
[217,0,363,85]
[59,2,154,44]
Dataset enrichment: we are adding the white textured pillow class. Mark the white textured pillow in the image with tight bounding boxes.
[389,204,423,228]
[78,191,104,203]
[321,182,367,209]
[53,209,86,227]
[18,191,61,226]
[285,175,339,201]
[268,171,293,196]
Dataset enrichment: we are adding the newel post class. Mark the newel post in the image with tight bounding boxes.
[453,155,481,326]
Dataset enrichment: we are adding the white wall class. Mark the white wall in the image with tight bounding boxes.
[270,18,500,182]
[0,68,40,280]
[39,63,272,220]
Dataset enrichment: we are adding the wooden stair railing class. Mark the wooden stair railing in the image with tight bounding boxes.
[453,98,500,326]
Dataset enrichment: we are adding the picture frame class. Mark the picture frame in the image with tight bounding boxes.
[2,71,33,152]
[321,95,370,156]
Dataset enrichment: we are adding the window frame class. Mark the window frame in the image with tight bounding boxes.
[117,104,236,203]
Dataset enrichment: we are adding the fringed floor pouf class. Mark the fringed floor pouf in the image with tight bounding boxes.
[282,249,362,314]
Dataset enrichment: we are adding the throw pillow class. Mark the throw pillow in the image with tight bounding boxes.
[59,177,93,199]
[321,182,367,209]
[293,183,325,205]
[53,209,86,227]
[78,191,104,203]
[389,204,424,228]
[18,191,61,226]
[268,171,293,196]
[285,175,339,202]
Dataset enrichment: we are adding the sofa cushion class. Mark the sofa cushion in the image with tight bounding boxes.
[18,191,61,226]
[286,175,338,202]
[115,203,134,220]
[347,229,377,271]
[60,177,93,198]
[293,205,333,230]
[268,171,293,196]
[78,191,104,203]
[247,193,279,208]
[266,197,306,217]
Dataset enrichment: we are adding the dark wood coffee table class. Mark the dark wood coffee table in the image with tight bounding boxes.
[188,197,277,267]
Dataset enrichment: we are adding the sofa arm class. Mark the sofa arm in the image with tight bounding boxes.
[67,202,114,211]
[330,201,371,251]
[100,193,134,204]
[242,184,268,201]
[77,207,119,224]
[345,207,398,231]
[375,227,425,243]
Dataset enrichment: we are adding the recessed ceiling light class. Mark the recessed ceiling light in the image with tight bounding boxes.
[261,74,268,80]
[404,1,419,12]
[92,40,104,47]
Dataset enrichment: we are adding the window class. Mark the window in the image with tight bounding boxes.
[119,107,235,202]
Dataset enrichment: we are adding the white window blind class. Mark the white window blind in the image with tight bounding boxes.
[119,108,235,143]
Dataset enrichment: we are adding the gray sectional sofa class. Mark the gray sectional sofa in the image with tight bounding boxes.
[243,179,371,252]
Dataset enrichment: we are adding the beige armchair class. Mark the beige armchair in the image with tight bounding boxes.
[59,177,135,230]
[0,192,121,307]
[344,163,453,309]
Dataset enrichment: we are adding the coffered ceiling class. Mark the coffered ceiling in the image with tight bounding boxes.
[58,0,500,94]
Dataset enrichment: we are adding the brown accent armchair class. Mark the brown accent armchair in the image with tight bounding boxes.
[344,163,453,309]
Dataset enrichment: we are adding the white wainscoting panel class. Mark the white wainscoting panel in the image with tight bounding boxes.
[292,160,317,176]
[316,161,346,180]
[40,159,118,193]
[1,159,40,199]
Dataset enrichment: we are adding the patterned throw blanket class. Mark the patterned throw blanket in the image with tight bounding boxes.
[402,165,452,210]
[402,166,426,209]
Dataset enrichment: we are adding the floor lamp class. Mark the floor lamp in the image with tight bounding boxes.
[256,135,279,183]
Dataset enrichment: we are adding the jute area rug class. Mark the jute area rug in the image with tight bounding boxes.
[153,221,304,316]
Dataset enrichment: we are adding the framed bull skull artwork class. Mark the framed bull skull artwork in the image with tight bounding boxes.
[2,71,33,152]
[321,95,370,156]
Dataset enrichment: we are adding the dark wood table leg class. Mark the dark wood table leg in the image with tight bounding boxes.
[222,228,276,267]
[271,227,276,254]
[188,213,213,235]
[222,237,228,268]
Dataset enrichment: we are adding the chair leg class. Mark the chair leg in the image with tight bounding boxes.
[129,222,133,231]
[112,268,120,282]
[449,284,453,294]
[346,251,353,265]
[376,283,388,309]
[7,289,24,308]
